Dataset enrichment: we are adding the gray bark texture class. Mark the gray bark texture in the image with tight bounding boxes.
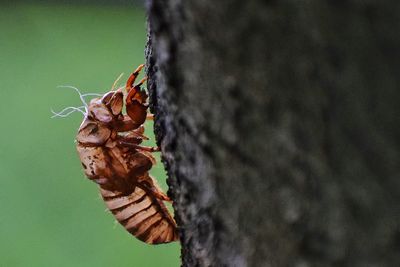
[145,1,400,266]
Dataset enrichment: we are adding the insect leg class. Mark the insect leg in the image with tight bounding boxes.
[126,76,148,102]
[118,141,160,152]
[126,64,144,92]
[146,114,154,120]
[143,184,171,202]
[137,175,172,202]
[113,116,141,132]
[111,73,124,91]
[133,76,147,91]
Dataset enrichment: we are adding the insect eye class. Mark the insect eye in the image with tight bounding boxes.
[92,106,112,123]
[101,92,114,104]
[108,91,123,115]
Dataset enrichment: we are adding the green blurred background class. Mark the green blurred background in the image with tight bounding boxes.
[0,2,180,266]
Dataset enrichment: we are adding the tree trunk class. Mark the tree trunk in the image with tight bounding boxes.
[145,1,400,266]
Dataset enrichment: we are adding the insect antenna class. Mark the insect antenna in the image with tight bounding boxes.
[111,73,124,91]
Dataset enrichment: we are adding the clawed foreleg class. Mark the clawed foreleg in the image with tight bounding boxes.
[118,140,160,152]
[126,64,144,92]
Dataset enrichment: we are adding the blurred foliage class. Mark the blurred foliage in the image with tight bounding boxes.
[0,3,179,267]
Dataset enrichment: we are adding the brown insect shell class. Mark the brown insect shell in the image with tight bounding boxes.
[76,85,179,244]
[126,88,148,126]
[126,101,148,127]
[76,91,127,184]
[77,91,123,142]
[89,91,123,123]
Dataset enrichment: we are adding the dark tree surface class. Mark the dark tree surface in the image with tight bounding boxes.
[145,1,400,266]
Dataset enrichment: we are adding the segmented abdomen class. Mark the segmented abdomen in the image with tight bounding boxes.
[100,185,178,244]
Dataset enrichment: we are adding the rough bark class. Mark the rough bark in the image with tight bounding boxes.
[145,1,400,266]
